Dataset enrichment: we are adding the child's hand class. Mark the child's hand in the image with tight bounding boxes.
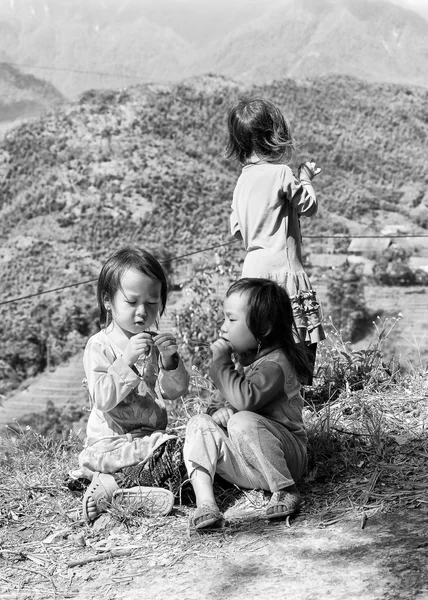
[153,333,179,369]
[299,160,321,182]
[122,332,154,367]
[210,338,233,361]
[212,407,235,428]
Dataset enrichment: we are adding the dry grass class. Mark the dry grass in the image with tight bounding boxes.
[1,330,427,598]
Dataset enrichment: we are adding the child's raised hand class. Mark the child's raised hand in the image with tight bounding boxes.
[212,407,235,428]
[299,160,321,182]
[153,333,179,369]
[122,332,154,367]
[210,338,233,361]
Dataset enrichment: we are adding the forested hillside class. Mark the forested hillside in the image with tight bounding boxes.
[0,62,63,122]
[0,74,427,393]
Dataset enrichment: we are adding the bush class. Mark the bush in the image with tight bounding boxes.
[305,316,402,407]
[172,248,239,376]
[324,261,374,343]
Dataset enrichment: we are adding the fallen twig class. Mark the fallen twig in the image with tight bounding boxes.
[67,547,134,568]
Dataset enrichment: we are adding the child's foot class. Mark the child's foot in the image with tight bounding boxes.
[266,489,301,520]
[192,502,223,529]
[82,472,119,523]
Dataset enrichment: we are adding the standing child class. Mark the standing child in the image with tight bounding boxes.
[226,97,325,381]
[77,246,189,522]
[183,278,310,529]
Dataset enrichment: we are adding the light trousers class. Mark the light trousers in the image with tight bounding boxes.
[183,411,307,493]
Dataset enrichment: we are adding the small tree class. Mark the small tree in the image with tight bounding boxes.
[373,244,416,286]
[325,261,373,343]
[172,247,238,375]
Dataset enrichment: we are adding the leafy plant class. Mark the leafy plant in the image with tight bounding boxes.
[306,315,402,407]
[324,261,375,343]
[171,246,239,376]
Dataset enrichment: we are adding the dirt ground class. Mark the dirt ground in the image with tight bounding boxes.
[55,504,428,600]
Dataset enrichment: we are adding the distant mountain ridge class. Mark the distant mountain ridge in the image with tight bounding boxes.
[0,0,194,98]
[0,62,63,122]
[190,0,428,88]
[0,0,427,98]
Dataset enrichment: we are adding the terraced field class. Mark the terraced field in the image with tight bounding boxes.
[0,353,86,431]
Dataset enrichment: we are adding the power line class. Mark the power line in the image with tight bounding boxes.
[4,61,148,81]
[305,234,428,239]
[0,278,97,306]
[1,233,427,307]
[0,240,236,307]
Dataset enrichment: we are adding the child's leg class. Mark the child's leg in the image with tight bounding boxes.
[184,412,306,491]
[189,466,217,506]
[184,413,262,494]
[79,431,174,474]
[184,412,306,525]
[226,411,307,492]
[305,342,317,386]
[226,411,306,519]
[82,472,119,522]
[184,413,262,528]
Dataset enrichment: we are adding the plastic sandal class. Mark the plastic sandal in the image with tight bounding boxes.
[266,490,301,520]
[192,502,223,529]
[82,472,119,523]
[113,486,174,517]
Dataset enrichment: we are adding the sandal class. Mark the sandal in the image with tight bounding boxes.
[82,472,119,523]
[266,490,301,520]
[113,486,174,517]
[192,502,223,530]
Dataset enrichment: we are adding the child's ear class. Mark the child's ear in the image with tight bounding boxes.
[263,325,273,338]
[102,293,111,312]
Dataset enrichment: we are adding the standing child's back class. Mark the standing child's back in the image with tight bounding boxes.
[226,97,325,378]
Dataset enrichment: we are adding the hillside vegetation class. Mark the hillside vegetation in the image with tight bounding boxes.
[0,62,63,122]
[0,74,427,393]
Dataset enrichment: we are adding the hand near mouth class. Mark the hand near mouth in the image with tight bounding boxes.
[210,338,234,360]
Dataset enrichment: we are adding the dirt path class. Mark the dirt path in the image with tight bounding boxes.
[66,507,428,600]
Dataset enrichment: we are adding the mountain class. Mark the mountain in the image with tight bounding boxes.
[137,0,281,45]
[0,0,193,98]
[190,0,428,88]
[0,62,63,133]
[0,73,427,394]
[0,0,427,99]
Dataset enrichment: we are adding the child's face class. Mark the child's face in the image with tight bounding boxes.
[106,268,162,339]
[220,291,258,354]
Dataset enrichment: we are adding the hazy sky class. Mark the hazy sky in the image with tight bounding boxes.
[143,0,428,45]
[389,0,428,17]
[163,0,428,19]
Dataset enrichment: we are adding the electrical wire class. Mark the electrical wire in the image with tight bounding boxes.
[1,234,427,307]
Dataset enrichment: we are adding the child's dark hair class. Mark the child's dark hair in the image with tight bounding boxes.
[97,246,168,328]
[225,97,295,165]
[226,278,311,383]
